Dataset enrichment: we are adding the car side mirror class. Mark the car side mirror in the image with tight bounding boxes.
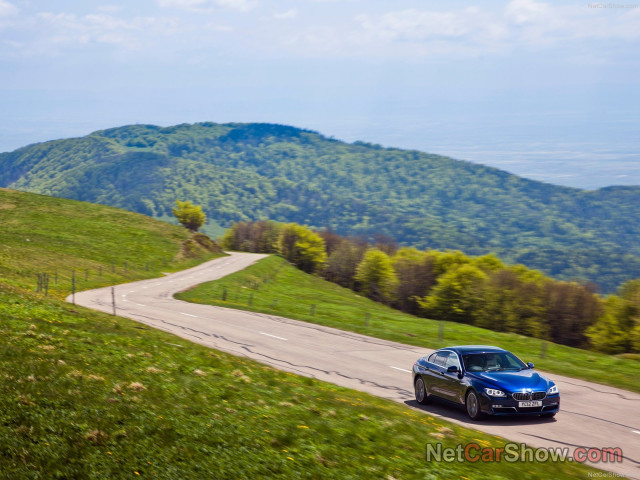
[447,366,459,374]
[527,362,535,369]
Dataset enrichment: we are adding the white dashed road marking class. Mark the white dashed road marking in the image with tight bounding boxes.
[390,366,411,373]
[259,332,287,341]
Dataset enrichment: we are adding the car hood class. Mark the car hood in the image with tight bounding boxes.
[469,369,550,392]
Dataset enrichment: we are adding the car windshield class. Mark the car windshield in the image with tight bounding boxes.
[462,352,526,372]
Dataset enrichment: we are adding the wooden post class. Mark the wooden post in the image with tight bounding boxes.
[540,342,548,359]
[111,287,116,316]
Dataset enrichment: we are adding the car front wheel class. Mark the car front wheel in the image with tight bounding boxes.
[465,390,484,420]
[414,377,430,405]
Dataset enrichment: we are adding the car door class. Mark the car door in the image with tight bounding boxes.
[440,352,464,402]
[428,351,451,398]
[421,351,447,398]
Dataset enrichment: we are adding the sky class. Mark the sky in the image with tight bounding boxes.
[0,0,639,189]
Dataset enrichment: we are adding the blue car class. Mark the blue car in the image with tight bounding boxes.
[412,345,560,420]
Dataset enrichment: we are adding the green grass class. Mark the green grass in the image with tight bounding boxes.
[0,190,607,477]
[177,255,640,394]
[0,283,598,479]
[0,188,225,298]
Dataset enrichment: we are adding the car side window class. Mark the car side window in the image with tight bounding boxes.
[434,352,450,367]
[445,353,461,370]
[427,352,438,364]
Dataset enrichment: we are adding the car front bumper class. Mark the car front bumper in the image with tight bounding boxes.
[480,393,560,416]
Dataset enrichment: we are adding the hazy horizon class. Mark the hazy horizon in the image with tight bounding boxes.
[1,0,638,189]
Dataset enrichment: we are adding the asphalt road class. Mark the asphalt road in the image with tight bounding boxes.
[70,252,640,479]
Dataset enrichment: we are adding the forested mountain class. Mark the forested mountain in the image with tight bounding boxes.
[1,122,639,292]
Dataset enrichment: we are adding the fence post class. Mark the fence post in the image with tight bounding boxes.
[540,342,548,359]
[310,304,316,316]
[111,287,116,316]
[248,293,253,307]
[71,270,76,305]
[365,312,370,327]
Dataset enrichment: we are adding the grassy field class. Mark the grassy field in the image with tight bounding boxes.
[0,188,224,298]
[0,284,598,479]
[0,190,603,477]
[177,255,640,394]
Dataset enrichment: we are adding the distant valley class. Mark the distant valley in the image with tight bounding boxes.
[1,122,639,292]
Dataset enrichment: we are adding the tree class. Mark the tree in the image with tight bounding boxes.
[588,279,640,353]
[355,248,398,303]
[418,264,487,324]
[323,239,367,289]
[392,247,436,314]
[587,296,636,353]
[221,220,281,253]
[475,268,547,339]
[172,200,206,232]
[278,223,327,273]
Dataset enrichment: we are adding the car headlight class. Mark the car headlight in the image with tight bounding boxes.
[548,384,559,395]
[484,388,506,397]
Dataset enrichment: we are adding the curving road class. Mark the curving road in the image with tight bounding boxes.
[70,252,640,479]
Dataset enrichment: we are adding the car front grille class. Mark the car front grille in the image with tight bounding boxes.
[512,391,546,401]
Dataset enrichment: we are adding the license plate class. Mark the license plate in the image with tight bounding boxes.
[518,401,542,407]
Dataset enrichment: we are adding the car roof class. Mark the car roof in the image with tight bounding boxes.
[438,345,507,354]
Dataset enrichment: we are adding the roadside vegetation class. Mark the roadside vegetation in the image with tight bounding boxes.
[178,255,640,394]
[220,221,640,356]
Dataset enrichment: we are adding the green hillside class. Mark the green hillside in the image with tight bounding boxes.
[2,122,639,292]
[0,188,224,297]
[0,183,595,478]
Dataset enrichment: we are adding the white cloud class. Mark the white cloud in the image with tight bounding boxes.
[96,5,124,14]
[274,9,297,20]
[304,2,640,58]
[347,7,509,57]
[505,0,554,25]
[32,11,183,51]
[0,0,17,16]
[504,0,640,45]
[157,0,256,12]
